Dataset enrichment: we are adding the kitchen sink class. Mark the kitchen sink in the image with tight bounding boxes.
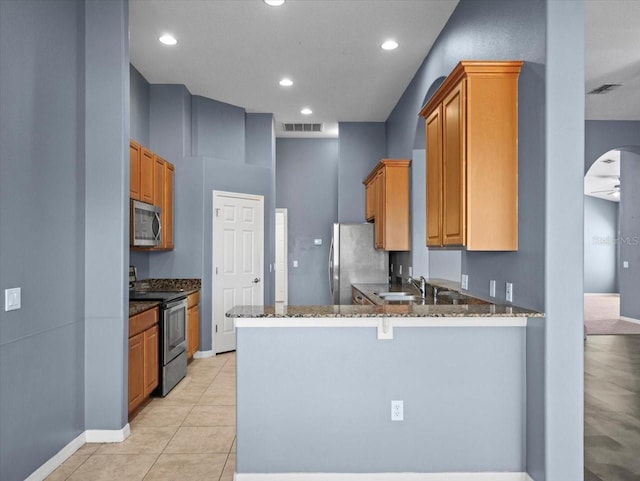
[375,292,422,302]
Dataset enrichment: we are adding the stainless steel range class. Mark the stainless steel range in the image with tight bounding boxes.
[129,289,187,396]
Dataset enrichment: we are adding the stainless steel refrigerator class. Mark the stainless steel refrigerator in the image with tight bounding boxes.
[329,223,389,304]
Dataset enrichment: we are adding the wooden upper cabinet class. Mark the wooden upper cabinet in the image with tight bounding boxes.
[425,106,443,246]
[163,163,174,250]
[419,60,522,251]
[129,140,175,251]
[140,147,154,204]
[442,82,465,246]
[363,159,410,251]
[130,141,141,200]
[153,155,165,208]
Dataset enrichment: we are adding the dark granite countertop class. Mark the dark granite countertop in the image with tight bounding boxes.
[131,278,201,292]
[129,301,161,317]
[227,303,542,319]
[227,279,543,319]
[128,278,201,317]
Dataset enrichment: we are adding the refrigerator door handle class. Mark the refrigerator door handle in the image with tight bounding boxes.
[328,236,334,297]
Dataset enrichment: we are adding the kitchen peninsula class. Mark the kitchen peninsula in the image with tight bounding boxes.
[228,283,542,479]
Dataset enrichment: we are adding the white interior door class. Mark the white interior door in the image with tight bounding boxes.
[213,191,264,353]
[275,209,288,303]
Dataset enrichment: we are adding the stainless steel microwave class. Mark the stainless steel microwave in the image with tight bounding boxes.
[131,200,161,247]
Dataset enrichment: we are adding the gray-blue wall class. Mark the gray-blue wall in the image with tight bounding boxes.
[1,1,129,479]
[385,1,585,479]
[0,3,86,479]
[619,151,640,319]
[130,64,150,146]
[276,139,339,305]
[584,196,619,294]
[585,120,640,173]
[237,326,527,473]
[337,122,386,223]
[129,81,277,351]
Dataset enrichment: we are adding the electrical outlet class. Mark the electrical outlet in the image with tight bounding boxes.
[624,261,629,269]
[461,274,469,290]
[506,282,513,303]
[293,260,298,268]
[5,287,21,312]
[489,280,496,298]
[391,400,404,421]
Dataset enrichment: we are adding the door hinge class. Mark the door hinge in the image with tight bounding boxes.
[215,267,218,274]
[215,208,220,217]
[215,324,218,333]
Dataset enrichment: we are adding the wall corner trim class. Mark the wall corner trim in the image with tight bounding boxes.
[193,349,215,359]
[619,316,640,325]
[85,424,131,443]
[234,473,535,481]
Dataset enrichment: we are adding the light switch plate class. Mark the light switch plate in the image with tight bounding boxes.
[623,261,629,269]
[489,280,496,298]
[506,282,513,303]
[461,274,469,290]
[293,260,298,268]
[5,287,21,311]
[314,238,322,246]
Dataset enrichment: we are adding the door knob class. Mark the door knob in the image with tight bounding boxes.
[253,278,260,284]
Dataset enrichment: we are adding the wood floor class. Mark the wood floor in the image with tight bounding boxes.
[585,335,640,481]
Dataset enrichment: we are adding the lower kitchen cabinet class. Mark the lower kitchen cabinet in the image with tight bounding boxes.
[187,291,200,361]
[128,307,159,416]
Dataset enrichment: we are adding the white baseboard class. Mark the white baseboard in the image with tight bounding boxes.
[584,292,619,296]
[620,316,640,325]
[234,473,535,481]
[194,349,215,359]
[25,432,86,481]
[26,425,131,480]
[85,423,130,443]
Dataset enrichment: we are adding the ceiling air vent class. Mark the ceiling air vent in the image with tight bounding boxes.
[588,83,622,95]
[283,122,323,133]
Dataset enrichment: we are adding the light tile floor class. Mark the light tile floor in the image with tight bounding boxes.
[46,352,236,481]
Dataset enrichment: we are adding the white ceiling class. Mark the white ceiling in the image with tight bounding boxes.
[129,0,459,138]
[584,150,620,203]
[130,1,640,139]
[586,0,640,120]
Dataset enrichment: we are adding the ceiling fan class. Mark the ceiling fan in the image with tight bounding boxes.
[590,176,620,196]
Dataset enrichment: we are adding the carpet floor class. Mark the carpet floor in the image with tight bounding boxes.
[584,294,640,335]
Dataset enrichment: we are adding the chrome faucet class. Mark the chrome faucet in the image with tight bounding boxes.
[407,276,427,298]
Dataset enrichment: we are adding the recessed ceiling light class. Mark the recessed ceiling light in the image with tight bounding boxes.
[381,39,399,51]
[264,0,285,6]
[279,78,293,87]
[301,108,312,115]
[158,34,177,46]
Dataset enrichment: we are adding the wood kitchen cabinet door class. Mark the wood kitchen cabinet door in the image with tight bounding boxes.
[128,332,144,414]
[187,291,200,360]
[363,159,410,251]
[140,147,154,204]
[374,169,385,249]
[426,106,443,246]
[130,141,141,200]
[442,81,465,246]
[153,155,165,208]
[365,181,375,221]
[143,324,159,396]
[163,163,174,249]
